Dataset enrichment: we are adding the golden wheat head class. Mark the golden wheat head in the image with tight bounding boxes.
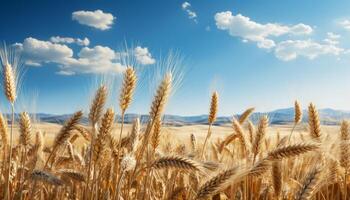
[119,67,137,113]
[208,91,218,125]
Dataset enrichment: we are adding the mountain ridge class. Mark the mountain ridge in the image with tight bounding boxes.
[4,107,350,126]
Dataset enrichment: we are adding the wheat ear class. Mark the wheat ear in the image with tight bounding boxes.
[119,67,137,113]
[151,155,202,172]
[59,169,86,182]
[19,112,31,146]
[30,170,63,186]
[267,143,319,160]
[239,107,255,124]
[294,167,321,200]
[272,161,282,197]
[201,91,218,157]
[89,85,107,126]
[196,166,239,199]
[308,103,321,140]
[44,111,83,168]
[252,115,268,163]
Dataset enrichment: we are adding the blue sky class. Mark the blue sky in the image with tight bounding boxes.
[1,0,350,115]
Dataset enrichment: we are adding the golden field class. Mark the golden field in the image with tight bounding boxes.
[0,50,349,200]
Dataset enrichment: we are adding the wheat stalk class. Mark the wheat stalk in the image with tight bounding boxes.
[232,118,251,156]
[201,91,218,157]
[89,85,107,126]
[295,101,302,124]
[308,103,321,140]
[119,67,137,113]
[252,115,268,163]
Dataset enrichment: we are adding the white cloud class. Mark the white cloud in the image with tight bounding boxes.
[214,11,313,49]
[182,2,197,23]
[15,37,156,75]
[50,36,90,46]
[327,32,341,40]
[134,46,156,65]
[182,2,190,9]
[339,19,350,31]
[61,46,125,74]
[274,40,343,61]
[72,10,115,30]
[323,32,340,45]
[22,37,73,63]
[56,70,76,76]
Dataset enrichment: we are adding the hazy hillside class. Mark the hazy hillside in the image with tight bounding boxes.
[7,107,350,126]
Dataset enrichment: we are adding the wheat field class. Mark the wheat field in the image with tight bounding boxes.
[0,48,349,200]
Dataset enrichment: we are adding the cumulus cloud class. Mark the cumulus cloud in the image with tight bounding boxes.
[50,36,90,46]
[134,46,156,65]
[60,45,124,75]
[182,2,197,23]
[323,32,340,45]
[214,11,313,49]
[15,37,156,75]
[274,39,343,61]
[72,10,115,30]
[339,19,350,31]
[22,37,73,64]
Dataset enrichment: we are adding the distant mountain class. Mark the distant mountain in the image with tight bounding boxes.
[6,108,350,126]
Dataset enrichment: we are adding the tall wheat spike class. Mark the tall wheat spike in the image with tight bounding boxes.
[3,62,16,104]
[252,115,268,163]
[137,73,172,159]
[149,73,172,122]
[1,46,20,200]
[295,101,302,124]
[289,101,303,142]
[208,92,218,125]
[308,103,321,140]
[93,108,114,162]
[19,112,31,146]
[89,85,107,126]
[201,92,218,157]
[119,67,137,114]
[247,120,255,144]
[232,118,251,155]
